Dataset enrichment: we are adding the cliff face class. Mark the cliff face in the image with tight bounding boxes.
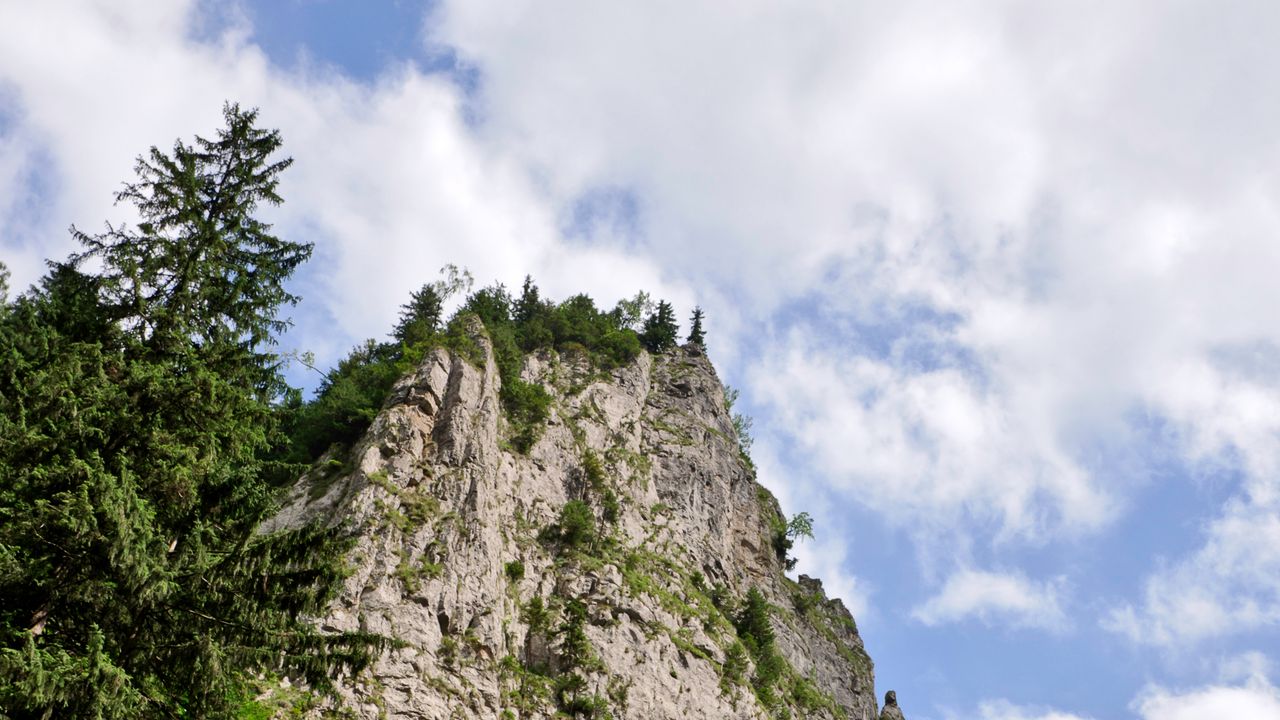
[263,322,880,719]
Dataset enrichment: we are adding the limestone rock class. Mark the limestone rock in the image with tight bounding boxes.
[264,330,885,719]
[879,690,905,720]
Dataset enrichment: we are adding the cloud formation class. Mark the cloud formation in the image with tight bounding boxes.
[1105,503,1280,645]
[1131,656,1280,720]
[912,568,1067,632]
[962,673,1280,720]
[968,699,1093,720]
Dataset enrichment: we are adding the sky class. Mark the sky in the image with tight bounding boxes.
[2,1,1280,718]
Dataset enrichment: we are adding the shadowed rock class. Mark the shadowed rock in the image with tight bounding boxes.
[880,690,906,720]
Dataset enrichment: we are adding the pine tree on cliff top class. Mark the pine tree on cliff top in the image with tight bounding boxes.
[687,306,706,345]
[641,299,679,353]
[395,282,445,346]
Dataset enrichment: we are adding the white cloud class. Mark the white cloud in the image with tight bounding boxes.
[751,335,1111,546]
[912,569,1068,632]
[1104,502,1280,646]
[955,662,1280,720]
[966,699,1093,720]
[1131,659,1280,720]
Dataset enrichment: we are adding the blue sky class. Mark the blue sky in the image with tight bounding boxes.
[3,2,1280,718]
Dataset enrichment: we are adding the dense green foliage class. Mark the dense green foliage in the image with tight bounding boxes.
[545,500,598,550]
[283,273,682,459]
[734,588,790,712]
[640,300,679,353]
[0,105,375,718]
[392,282,444,347]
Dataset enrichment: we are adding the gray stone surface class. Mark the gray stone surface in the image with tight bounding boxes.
[879,690,905,720]
[263,326,883,719]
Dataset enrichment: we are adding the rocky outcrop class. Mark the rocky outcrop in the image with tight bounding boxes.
[879,691,905,720]
[264,324,883,719]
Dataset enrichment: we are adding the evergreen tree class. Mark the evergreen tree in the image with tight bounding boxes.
[513,275,542,325]
[640,300,679,353]
[0,105,373,718]
[70,103,310,395]
[392,265,474,348]
[687,306,706,345]
[462,282,513,328]
[735,588,776,655]
[513,275,554,350]
[557,599,594,671]
[393,283,444,346]
[735,587,785,706]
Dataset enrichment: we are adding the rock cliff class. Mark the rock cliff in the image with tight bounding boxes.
[263,321,886,719]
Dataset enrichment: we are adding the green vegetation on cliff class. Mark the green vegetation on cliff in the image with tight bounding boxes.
[286,271,687,459]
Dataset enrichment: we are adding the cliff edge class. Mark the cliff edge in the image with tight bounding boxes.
[263,321,883,719]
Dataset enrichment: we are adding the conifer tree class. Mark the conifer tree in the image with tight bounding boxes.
[735,587,785,705]
[514,275,542,325]
[557,599,594,671]
[687,306,706,345]
[392,265,474,348]
[513,275,555,350]
[0,104,374,718]
[640,300,679,353]
[736,587,776,655]
[70,103,310,395]
[394,283,444,346]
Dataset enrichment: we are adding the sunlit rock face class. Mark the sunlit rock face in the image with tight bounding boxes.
[267,327,882,720]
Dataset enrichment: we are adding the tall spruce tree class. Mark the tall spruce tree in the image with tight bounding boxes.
[0,104,374,718]
[513,275,542,325]
[640,300,679,353]
[70,103,310,395]
[393,283,444,346]
[735,587,786,705]
[687,306,706,345]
